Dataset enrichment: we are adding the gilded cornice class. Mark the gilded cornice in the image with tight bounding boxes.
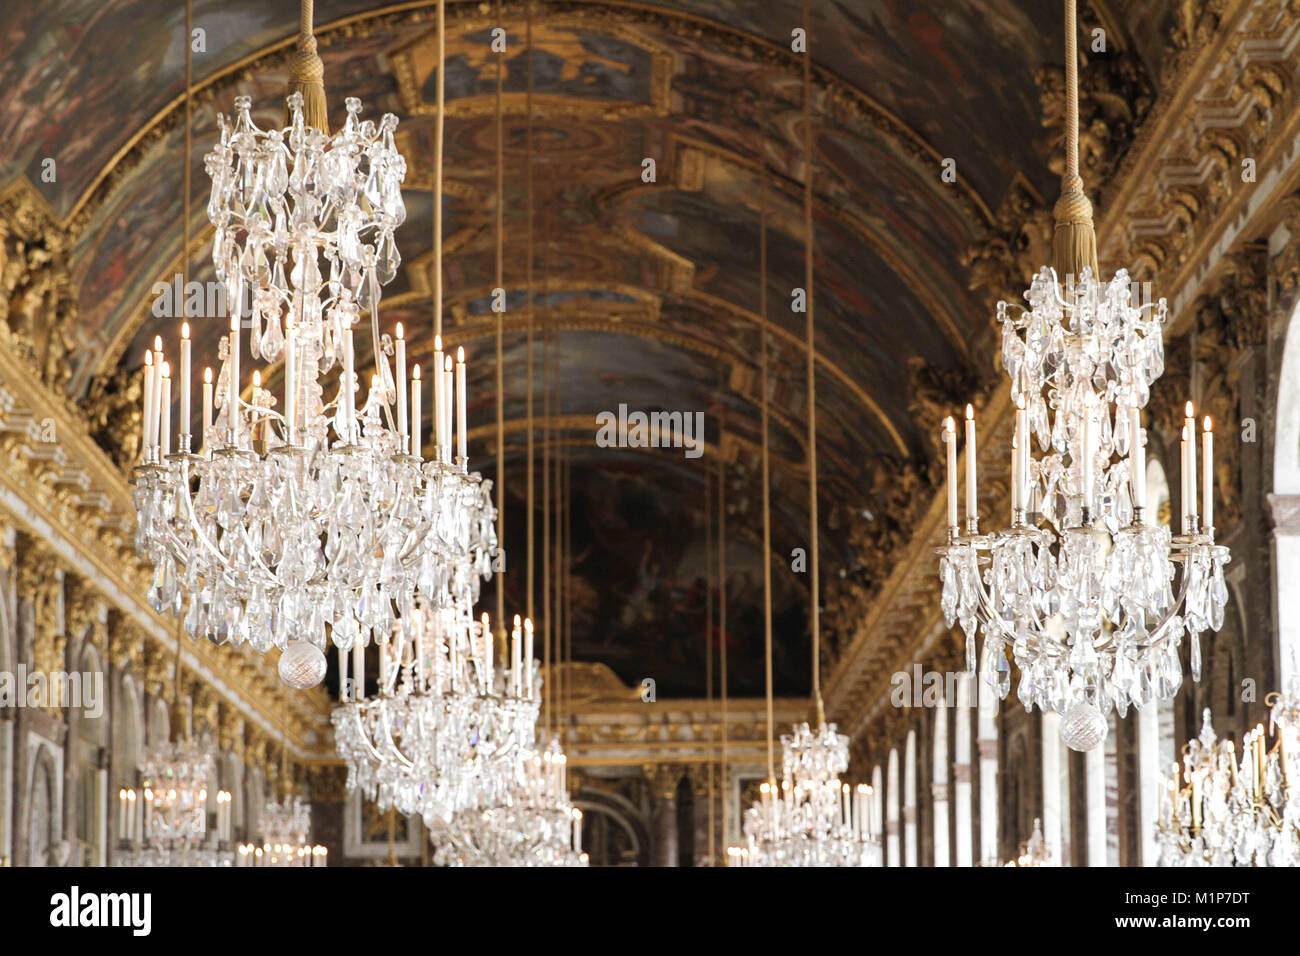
[0,342,331,753]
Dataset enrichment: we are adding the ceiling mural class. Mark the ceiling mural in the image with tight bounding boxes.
[0,0,1167,699]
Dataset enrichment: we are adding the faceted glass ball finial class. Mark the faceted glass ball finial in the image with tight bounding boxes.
[278,641,327,689]
[1060,700,1108,752]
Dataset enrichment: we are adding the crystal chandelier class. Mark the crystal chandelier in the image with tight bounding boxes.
[1003,818,1052,867]
[332,607,539,822]
[1156,694,1300,867]
[936,0,1229,750]
[430,739,588,867]
[131,2,494,689]
[238,794,327,867]
[730,723,881,867]
[116,739,233,867]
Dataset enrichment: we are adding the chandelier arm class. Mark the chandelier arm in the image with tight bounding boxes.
[350,705,386,766]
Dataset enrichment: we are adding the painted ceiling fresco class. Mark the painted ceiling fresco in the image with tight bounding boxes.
[0,0,1170,697]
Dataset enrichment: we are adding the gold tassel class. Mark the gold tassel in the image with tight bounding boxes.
[1052,173,1099,281]
[286,35,328,133]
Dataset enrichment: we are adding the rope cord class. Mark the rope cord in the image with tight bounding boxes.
[287,0,327,130]
[718,388,728,848]
[760,162,774,785]
[494,0,505,637]
[801,0,825,727]
[433,0,445,339]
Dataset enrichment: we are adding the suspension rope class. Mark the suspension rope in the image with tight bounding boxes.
[704,438,715,863]
[1052,0,1099,278]
[760,161,774,785]
[801,0,825,727]
[287,0,327,130]
[433,0,446,339]
[494,0,506,637]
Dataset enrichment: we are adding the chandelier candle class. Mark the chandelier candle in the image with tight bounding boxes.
[456,347,467,464]
[944,416,958,531]
[1203,417,1213,530]
[1130,404,1145,511]
[227,317,239,443]
[443,354,454,463]
[201,367,212,451]
[964,405,977,530]
[395,323,407,446]
[179,323,191,447]
[142,351,155,461]
[434,335,445,454]
[159,364,171,457]
[284,320,296,441]
[411,364,422,457]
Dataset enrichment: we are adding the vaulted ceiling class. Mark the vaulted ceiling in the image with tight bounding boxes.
[0,0,1174,697]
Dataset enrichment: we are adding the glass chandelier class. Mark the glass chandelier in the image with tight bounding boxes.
[116,739,233,867]
[131,1,494,689]
[1156,693,1300,867]
[936,0,1229,750]
[730,723,880,867]
[238,794,327,867]
[430,739,588,867]
[1003,818,1051,867]
[332,608,539,822]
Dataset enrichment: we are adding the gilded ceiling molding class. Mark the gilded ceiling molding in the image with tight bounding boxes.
[1097,0,1298,328]
[0,180,81,406]
[0,344,328,751]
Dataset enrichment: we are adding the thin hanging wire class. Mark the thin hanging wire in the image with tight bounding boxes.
[175,0,194,739]
[494,0,506,638]
[801,0,825,727]
[542,212,552,733]
[717,382,729,848]
[525,0,536,634]
[760,162,774,785]
[704,442,715,864]
[433,0,446,339]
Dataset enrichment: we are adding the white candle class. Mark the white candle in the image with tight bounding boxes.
[411,364,422,459]
[142,351,156,459]
[1082,403,1094,514]
[353,641,364,701]
[433,335,446,456]
[524,616,534,698]
[481,612,493,693]
[159,363,171,456]
[1130,404,1145,513]
[444,355,454,464]
[512,615,522,697]
[1184,401,1197,524]
[943,416,958,530]
[152,336,165,453]
[456,347,467,463]
[228,318,240,445]
[573,809,582,853]
[1010,433,1020,517]
[251,370,263,443]
[1180,425,1190,534]
[342,328,355,444]
[964,405,977,527]
[395,323,407,448]
[180,323,191,446]
[202,367,213,454]
[285,320,296,442]
[1202,416,1213,532]
[118,789,127,836]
